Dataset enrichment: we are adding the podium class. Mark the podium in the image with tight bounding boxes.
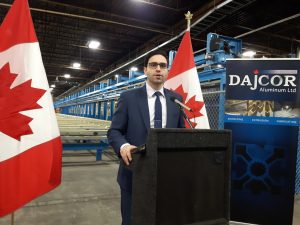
[130,129,231,225]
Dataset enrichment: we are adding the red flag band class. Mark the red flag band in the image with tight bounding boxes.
[0,0,62,217]
[165,32,210,129]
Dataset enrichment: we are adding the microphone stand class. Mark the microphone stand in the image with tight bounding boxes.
[179,106,194,129]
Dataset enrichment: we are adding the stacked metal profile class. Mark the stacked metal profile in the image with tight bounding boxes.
[56,114,111,160]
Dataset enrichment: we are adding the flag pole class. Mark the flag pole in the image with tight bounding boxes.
[185,11,193,31]
[11,212,15,225]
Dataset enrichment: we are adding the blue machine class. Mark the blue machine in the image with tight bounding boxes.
[63,140,109,161]
[197,32,242,84]
[196,33,242,128]
[55,74,147,119]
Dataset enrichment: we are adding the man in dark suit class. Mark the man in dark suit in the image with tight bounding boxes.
[107,50,185,225]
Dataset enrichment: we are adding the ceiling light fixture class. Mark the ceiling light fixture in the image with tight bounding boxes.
[50,84,56,88]
[64,74,71,78]
[88,40,100,49]
[130,66,138,71]
[72,62,81,69]
[242,50,256,58]
[131,0,178,11]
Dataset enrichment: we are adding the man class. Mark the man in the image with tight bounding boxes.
[107,50,185,225]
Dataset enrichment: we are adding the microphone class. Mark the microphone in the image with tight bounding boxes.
[170,96,192,112]
[170,96,194,129]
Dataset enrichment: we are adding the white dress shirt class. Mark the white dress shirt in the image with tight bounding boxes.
[146,82,167,128]
[120,83,167,151]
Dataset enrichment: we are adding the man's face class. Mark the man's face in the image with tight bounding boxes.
[144,54,168,89]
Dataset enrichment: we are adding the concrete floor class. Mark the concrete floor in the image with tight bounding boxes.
[0,150,300,225]
[0,151,121,225]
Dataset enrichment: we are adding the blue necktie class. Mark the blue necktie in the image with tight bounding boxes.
[154,92,162,128]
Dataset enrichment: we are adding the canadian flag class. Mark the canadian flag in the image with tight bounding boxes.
[165,31,210,129]
[0,0,62,217]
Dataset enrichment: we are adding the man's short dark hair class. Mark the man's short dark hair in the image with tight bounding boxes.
[144,50,168,67]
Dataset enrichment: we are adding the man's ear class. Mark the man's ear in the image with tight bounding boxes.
[144,67,147,74]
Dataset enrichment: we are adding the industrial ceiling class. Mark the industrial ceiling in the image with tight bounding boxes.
[0,0,299,98]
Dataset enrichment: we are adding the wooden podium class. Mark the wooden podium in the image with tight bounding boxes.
[130,129,231,225]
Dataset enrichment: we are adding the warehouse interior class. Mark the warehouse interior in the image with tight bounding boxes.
[0,0,299,97]
[0,0,300,224]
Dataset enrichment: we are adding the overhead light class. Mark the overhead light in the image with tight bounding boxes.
[64,74,71,78]
[50,84,56,88]
[88,40,100,49]
[242,50,256,58]
[72,62,81,69]
[130,66,138,71]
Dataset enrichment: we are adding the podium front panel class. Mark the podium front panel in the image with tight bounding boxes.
[131,129,231,225]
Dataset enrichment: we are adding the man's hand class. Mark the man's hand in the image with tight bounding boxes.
[120,144,137,165]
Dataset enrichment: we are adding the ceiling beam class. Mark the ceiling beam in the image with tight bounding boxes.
[0,2,173,35]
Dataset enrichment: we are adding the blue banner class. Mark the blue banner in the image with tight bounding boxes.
[225,59,300,225]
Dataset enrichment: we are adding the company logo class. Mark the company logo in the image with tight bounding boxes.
[228,70,297,93]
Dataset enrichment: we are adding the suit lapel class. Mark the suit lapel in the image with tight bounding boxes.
[137,86,150,130]
[165,88,174,128]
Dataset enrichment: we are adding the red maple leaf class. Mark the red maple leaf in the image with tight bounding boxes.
[0,63,46,140]
[171,85,188,100]
[185,95,204,118]
[171,84,205,128]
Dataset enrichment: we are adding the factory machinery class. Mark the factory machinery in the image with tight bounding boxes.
[54,33,242,129]
[54,33,241,163]
[54,33,241,161]
[57,114,111,161]
[55,33,300,196]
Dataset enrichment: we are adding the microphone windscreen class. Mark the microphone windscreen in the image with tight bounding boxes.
[170,96,176,102]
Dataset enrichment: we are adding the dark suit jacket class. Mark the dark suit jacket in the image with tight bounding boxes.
[107,85,185,191]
